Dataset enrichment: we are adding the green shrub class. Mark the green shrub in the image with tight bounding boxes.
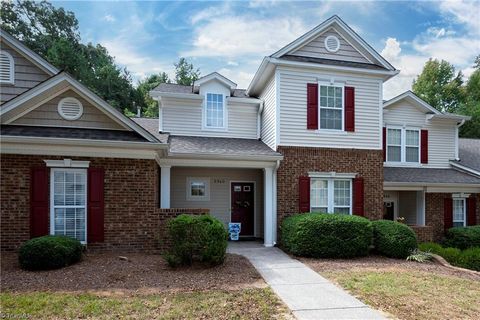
[18,235,83,270]
[443,226,480,250]
[166,214,228,267]
[419,242,461,265]
[418,242,443,253]
[372,220,417,259]
[281,213,373,258]
[457,247,480,271]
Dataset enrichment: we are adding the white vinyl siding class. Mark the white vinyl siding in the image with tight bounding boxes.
[260,76,277,150]
[161,97,258,139]
[291,29,370,64]
[50,168,87,243]
[278,67,382,149]
[383,100,457,168]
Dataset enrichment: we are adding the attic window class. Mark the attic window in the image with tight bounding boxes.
[58,97,83,120]
[324,35,340,53]
[0,50,15,84]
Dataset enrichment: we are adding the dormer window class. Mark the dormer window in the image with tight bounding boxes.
[204,93,226,130]
[0,50,15,84]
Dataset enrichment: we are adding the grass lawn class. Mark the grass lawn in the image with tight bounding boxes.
[1,288,288,320]
[304,257,480,320]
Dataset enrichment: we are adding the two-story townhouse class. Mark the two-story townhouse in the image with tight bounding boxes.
[382,91,479,241]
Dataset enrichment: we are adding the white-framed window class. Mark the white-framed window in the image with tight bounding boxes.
[204,93,226,129]
[0,50,15,84]
[319,83,344,131]
[311,178,352,214]
[453,198,466,227]
[386,127,420,163]
[186,177,210,201]
[50,168,87,243]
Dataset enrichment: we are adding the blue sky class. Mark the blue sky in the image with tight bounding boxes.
[54,0,480,98]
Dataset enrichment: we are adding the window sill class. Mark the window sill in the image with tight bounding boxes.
[383,162,423,168]
[201,127,228,132]
[314,129,348,135]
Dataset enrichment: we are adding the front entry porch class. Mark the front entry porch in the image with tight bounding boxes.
[158,158,278,247]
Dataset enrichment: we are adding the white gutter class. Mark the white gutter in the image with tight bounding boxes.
[450,161,480,178]
[384,181,480,188]
[150,91,203,100]
[167,151,283,161]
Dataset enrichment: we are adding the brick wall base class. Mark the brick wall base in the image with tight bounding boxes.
[276,146,384,234]
[410,225,434,242]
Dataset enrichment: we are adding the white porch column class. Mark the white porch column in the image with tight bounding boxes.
[160,165,171,209]
[416,190,426,226]
[264,167,274,247]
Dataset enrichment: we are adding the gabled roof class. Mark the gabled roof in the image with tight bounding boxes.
[0,28,59,76]
[451,138,480,176]
[271,15,395,71]
[384,167,480,185]
[193,72,237,91]
[383,91,441,114]
[0,72,162,143]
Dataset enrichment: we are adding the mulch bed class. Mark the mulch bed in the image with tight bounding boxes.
[1,253,264,294]
[300,255,480,281]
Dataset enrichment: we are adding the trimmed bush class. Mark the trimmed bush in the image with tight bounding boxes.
[443,226,480,250]
[19,235,83,270]
[372,220,417,259]
[281,213,373,258]
[457,247,480,271]
[419,242,480,271]
[166,214,228,267]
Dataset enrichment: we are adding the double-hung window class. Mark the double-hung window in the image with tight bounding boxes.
[319,84,344,130]
[311,178,352,214]
[386,127,420,163]
[51,168,87,243]
[453,198,466,227]
[204,93,225,129]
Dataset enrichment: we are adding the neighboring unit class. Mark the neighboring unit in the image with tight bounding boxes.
[1,15,478,252]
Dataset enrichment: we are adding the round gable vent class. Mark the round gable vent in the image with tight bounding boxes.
[324,35,340,53]
[58,97,83,120]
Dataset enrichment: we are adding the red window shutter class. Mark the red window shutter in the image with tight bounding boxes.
[299,176,311,213]
[307,83,318,130]
[444,198,453,231]
[421,130,428,164]
[353,177,364,216]
[88,168,105,243]
[30,167,49,238]
[344,86,355,132]
[467,196,477,226]
[382,127,387,162]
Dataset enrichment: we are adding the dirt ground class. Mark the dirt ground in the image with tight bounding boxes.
[1,252,265,294]
[301,254,480,281]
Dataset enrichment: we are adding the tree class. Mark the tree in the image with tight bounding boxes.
[136,72,171,117]
[174,57,200,86]
[459,55,480,138]
[412,59,465,113]
[1,0,138,114]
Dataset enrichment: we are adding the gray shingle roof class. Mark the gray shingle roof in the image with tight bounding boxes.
[279,55,388,70]
[0,125,150,142]
[130,118,169,143]
[384,167,480,184]
[456,138,480,172]
[152,83,249,98]
[168,135,282,158]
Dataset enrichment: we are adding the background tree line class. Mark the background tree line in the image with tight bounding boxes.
[1,1,478,137]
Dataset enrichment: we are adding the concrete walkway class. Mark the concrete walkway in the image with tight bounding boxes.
[228,242,386,320]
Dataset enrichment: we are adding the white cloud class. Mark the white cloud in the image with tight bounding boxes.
[103,14,116,23]
[218,67,255,89]
[184,15,306,58]
[439,0,480,34]
[381,37,401,61]
[248,0,280,9]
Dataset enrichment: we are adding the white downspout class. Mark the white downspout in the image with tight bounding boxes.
[455,119,466,160]
[257,101,264,139]
[272,159,281,245]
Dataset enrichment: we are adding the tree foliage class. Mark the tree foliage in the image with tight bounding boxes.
[412,59,465,113]
[136,72,171,117]
[458,55,480,138]
[174,57,200,86]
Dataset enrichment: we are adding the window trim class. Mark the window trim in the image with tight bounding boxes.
[0,50,15,84]
[386,126,421,165]
[453,198,466,227]
[310,177,352,214]
[202,93,228,131]
[317,81,345,132]
[49,168,88,244]
[186,177,210,201]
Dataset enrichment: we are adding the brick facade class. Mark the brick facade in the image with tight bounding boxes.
[410,226,434,242]
[0,154,209,253]
[276,146,384,230]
